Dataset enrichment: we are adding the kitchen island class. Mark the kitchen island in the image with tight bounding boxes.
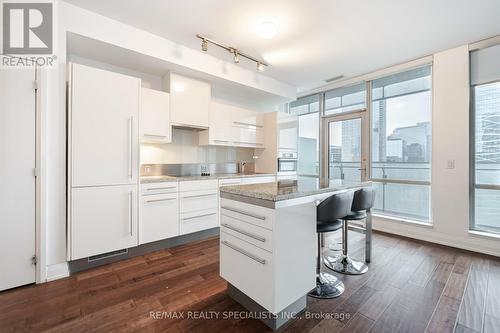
[219,178,372,330]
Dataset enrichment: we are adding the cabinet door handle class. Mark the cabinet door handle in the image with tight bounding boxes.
[221,223,266,242]
[143,134,167,138]
[221,206,266,220]
[128,191,133,236]
[128,117,133,179]
[233,121,264,128]
[182,193,216,199]
[221,240,266,264]
[145,198,176,203]
[182,212,216,221]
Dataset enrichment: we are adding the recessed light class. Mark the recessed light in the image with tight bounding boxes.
[258,22,277,39]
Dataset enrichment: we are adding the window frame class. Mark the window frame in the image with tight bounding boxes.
[469,79,500,234]
[368,66,433,223]
[292,62,433,223]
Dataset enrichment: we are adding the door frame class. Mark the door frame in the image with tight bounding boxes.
[321,109,370,181]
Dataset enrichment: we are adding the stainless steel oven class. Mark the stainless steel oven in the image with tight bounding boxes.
[277,152,298,172]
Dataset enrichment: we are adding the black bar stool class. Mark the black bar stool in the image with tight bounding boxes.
[308,190,354,299]
[324,187,375,275]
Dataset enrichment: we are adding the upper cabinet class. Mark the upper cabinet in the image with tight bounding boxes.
[70,63,140,187]
[199,101,265,148]
[140,87,171,143]
[169,73,210,129]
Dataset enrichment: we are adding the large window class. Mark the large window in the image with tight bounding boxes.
[289,94,320,176]
[370,66,432,221]
[471,44,500,234]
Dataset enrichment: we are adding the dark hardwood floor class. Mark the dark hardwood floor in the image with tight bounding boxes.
[1,231,500,333]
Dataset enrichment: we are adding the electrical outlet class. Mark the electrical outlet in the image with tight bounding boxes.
[446,160,455,169]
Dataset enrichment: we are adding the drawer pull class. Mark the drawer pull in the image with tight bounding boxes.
[222,240,266,264]
[221,223,266,242]
[182,193,216,199]
[182,212,216,221]
[221,206,266,221]
[145,198,176,203]
[146,186,176,190]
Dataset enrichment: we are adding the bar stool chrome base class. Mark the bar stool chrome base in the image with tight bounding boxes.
[324,255,368,275]
[308,272,345,299]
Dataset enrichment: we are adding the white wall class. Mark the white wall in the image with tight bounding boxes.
[141,128,255,165]
[374,45,500,257]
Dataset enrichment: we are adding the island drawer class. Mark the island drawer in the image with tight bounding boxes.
[220,214,273,253]
[220,232,274,312]
[220,198,274,230]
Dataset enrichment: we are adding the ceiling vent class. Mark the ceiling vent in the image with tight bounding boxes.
[325,75,345,83]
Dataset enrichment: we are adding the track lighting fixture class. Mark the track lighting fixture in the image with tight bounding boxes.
[196,34,268,71]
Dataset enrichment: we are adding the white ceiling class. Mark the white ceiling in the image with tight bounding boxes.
[64,0,500,92]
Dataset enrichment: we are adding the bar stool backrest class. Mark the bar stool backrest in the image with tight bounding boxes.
[317,191,354,223]
[351,187,376,212]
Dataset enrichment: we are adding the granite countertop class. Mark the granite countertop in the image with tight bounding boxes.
[220,178,371,202]
[140,173,276,183]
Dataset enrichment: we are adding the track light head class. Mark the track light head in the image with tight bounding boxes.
[201,39,208,52]
[257,62,265,72]
[232,49,239,63]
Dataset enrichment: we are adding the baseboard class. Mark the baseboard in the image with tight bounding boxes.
[373,218,500,258]
[46,262,70,282]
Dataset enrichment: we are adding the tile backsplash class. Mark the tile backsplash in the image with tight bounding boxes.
[140,128,255,165]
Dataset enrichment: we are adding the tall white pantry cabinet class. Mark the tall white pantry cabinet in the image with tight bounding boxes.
[68,63,140,260]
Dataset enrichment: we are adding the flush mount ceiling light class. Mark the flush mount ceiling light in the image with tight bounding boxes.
[258,21,277,39]
[196,34,268,71]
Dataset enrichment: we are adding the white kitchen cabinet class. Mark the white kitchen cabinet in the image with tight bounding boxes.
[180,190,218,213]
[179,179,218,234]
[70,63,140,187]
[169,73,210,128]
[141,192,179,244]
[180,209,218,235]
[199,101,265,148]
[71,185,138,260]
[140,88,171,143]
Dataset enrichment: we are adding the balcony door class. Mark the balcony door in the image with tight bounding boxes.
[323,111,369,182]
